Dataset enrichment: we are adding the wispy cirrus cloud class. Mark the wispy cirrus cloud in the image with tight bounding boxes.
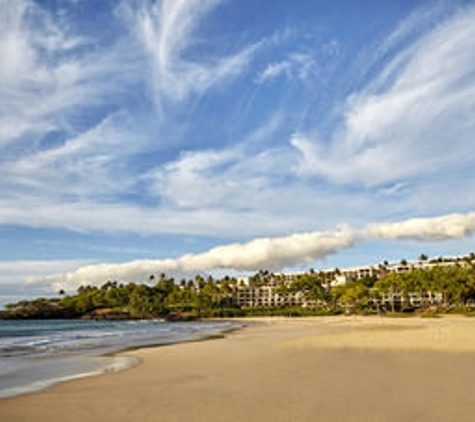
[255,52,317,84]
[377,2,450,58]
[0,0,268,232]
[0,0,139,147]
[292,4,475,187]
[0,0,265,236]
[129,0,260,110]
[145,135,372,235]
[1,112,137,199]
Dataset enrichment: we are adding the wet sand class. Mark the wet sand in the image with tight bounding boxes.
[1,316,475,421]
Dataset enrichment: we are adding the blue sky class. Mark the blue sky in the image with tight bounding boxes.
[1,0,475,306]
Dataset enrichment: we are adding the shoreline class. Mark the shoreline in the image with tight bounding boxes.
[0,354,138,401]
[2,316,475,421]
[0,319,245,401]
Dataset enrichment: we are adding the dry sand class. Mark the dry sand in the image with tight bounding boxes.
[2,316,475,421]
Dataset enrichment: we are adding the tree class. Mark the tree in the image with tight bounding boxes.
[332,281,369,313]
[375,272,404,312]
[289,273,329,306]
[249,270,270,288]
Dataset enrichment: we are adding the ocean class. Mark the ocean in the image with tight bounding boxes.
[0,319,242,400]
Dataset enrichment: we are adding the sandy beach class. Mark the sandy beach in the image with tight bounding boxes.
[2,316,475,421]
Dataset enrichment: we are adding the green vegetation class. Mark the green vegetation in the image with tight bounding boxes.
[0,274,240,320]
[2,259,475,320]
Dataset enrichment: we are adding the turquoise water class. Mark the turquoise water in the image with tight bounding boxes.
[0,319,240,399]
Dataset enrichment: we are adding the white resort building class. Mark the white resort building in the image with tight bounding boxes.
[230,256,472,309]
[233,276,307,308]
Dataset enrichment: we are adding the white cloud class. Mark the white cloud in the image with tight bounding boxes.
[0,260,93,285]
[1,112,138,199]
[0,0,139,147]
[146,134,372,236]
[37,225,357,292]
[378,2,448,58]
[0,259,93,307]
[130,0,259,109]
[255,52,317,84]
[151,148,243,208]
[146,112,301,214]
[0,196,311,238]
[24,210,475,293]
[149,146,282,211]
[364,212,475,241]
[292,4,475,187]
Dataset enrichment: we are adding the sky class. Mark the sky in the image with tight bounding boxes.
[1,0,475,307]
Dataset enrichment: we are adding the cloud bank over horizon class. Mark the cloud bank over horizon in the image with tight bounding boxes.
[33,211,475,292]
